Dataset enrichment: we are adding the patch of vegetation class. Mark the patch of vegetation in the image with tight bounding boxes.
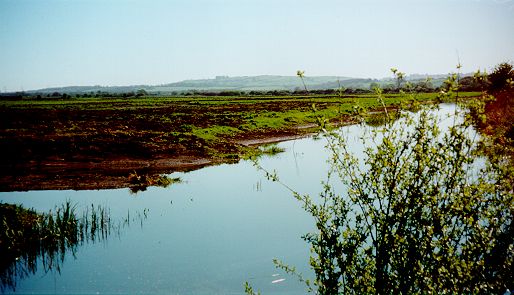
[488,62,514,93]
[0,202,147,291]
[364,111,400,127]
[128,171,181,193]
[240,143,286,161]
[191,125,242,141]
[468,62,514,155]
[247,67,513,294]
[260,144,286,156]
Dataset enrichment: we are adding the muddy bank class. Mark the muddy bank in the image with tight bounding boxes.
[1,156,213,191]
[0,96,337,191]
[1,94,415,191]
[0,129,314,191]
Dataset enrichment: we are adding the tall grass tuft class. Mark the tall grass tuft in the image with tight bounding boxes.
[0,202,147,292]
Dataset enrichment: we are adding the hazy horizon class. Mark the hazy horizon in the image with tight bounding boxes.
[1,0,513,92]
[21,73,452,92]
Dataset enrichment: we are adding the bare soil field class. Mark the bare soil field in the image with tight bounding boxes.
[0,93,454,191]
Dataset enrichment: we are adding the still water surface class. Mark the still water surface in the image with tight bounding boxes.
[0,104,460,294]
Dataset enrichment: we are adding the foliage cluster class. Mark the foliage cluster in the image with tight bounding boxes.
[488,62,514,93]
[248,66,513,294]
[298,106,513,294]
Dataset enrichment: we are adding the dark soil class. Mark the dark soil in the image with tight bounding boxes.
[0,97,332,191]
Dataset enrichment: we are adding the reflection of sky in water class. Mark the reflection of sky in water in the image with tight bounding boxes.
[1,138,328,294]
[0,104,471,294]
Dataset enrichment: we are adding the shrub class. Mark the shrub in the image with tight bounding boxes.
[249,71,513,294]
[488,62,514,93]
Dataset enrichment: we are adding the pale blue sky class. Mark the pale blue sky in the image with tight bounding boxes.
[1,0,513,91]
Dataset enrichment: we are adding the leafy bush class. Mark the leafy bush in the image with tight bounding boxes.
[298,105,513,294]
[249,71,513,294]
[488,62,514,93]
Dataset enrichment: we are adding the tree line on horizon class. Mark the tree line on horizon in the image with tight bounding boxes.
[0,69,496,100]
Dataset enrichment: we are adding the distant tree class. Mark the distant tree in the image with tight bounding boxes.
[459,76,485,92]
[219,90,241,96]
[136,89,148,97]
[488,62,514,92]
[381,84,395,93]
[369,82,381,91]
[249,90,263,96]
[293,88,308,95]
[409,78,435,93]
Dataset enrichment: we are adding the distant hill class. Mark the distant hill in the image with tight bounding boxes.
[21,73,465,95]
[27,85,148,94]
[154,75,354,91]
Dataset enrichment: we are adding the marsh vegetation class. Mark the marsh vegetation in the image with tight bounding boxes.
[0,202,147,292]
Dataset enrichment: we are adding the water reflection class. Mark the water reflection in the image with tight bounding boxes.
[0,104,464,294]
[0,202,147,292]
[128,172,182,194]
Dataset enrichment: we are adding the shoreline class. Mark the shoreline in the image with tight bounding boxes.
[1,93,465,192]
[0,129,316,192]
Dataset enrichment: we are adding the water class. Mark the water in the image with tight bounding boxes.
[0,104,462,294]
[1,136,336,294]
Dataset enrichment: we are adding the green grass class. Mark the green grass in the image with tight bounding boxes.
[240,143,286,160]
[260,144,286,156]
[2,92,480,111]
[191,125,242,141]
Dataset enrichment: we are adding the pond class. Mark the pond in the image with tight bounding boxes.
[0,104,461,294]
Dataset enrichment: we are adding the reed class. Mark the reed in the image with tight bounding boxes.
[0,202,147,291]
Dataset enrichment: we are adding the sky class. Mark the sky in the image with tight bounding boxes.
[0,0,513,91]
